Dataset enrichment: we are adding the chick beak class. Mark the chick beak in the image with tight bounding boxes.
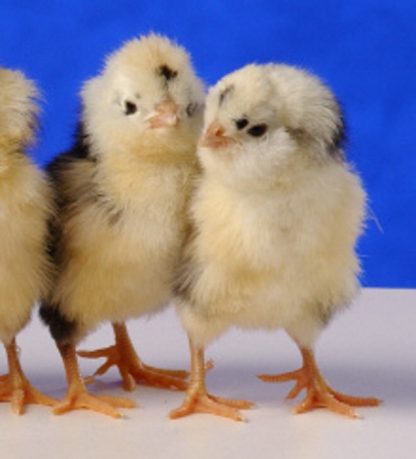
[199,121,233,149]
[148,99,179,129]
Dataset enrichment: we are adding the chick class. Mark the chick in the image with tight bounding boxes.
[40,34,205,417]
[170,64,380,421]
[0,68,55,414]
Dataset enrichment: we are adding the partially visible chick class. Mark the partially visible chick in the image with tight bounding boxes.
[171,64,380,421]
[0,68,55,414]
[40,34,205,417]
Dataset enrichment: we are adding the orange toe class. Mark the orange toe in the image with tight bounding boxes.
[53,388,135,418]
[259,348,380,418]
[79,344,188,391]
[170,392,249,422]
[0,374,56,415]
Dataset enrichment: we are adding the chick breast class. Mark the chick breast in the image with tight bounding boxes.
[176,160,366,348]
[41,139,197,344]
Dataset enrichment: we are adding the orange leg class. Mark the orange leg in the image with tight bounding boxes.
[53,343,135,418]
[78,322,188,391]
[258,347,380,418]
[0,338,56,414]
[170,337,253,421]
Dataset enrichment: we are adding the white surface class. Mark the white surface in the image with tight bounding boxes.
[0,288,414,459]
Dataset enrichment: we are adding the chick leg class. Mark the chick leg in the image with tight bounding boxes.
[0,338,56,414]
[170,337,253,421]
[78,322,188,392]
[258,347,380,418]
[53,343,135,418]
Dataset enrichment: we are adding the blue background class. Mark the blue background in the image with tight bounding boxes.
[1,0,415,287]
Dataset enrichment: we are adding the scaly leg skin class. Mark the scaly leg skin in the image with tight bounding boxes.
[170,338,253,422]
[258,347,380,418]
[0,338,56,414]
[78,322,188,391]
[53,343,135,418]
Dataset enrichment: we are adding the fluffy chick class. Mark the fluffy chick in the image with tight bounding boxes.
[171,64,380,421]
[40,34,205,417]
[0,68,55,414]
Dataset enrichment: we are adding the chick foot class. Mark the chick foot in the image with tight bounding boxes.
[0,339,56,414]
[78,322,188,392]
[258,347,380,418]
[170,387,252,421]
[55,343,135,418]
[170,338,253,421]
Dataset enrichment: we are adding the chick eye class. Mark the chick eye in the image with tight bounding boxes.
[124,101,137,115]
[247,123,268,137]
[186,102,197,117]
[235,118,249,130]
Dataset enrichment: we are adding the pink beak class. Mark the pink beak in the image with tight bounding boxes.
[199,120,233,149]
[148,99,178,129]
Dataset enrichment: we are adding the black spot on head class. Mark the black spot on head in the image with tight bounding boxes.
[235,118,249,130]
[124,100,137,115]
[219,85,233,106]
[159,64,178,81]
[247,123,268,137]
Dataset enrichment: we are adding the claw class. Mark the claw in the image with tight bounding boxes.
[170,338,252,421]
[259,348,380,418]
[56,343,135,418]
[0,340,57,415]
[170,391,249,422]
[79,323,188,392]
[53,390,135,418]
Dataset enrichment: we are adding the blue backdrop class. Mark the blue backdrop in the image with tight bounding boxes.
[1,0,415,287]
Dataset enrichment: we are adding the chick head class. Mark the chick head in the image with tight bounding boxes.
[81,34,205,156]
[0,68,40,150]
[199,64,344,186]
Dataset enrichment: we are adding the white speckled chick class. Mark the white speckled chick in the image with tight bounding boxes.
[171,64,380,421]
[40,34,205,418]
[0,68,55,414]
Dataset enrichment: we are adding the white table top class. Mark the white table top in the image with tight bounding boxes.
[0,288,414,459]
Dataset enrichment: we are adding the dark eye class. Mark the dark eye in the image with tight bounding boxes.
[124,101,137,115]
[186,102,197,117]
[247,123,268,137]
[235,118,249,130]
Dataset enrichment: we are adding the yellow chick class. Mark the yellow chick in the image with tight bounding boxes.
[40,34,205,417]
[0,68,55,414]
[171,64,380,421]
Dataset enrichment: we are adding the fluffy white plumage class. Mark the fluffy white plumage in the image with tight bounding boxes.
[177,63,364,347]
[171,64,378,421]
